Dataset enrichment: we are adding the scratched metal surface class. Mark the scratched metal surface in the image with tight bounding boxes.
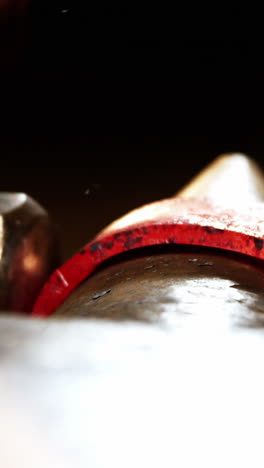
[54,249,264,323]
[33,197,264,317]
[1,315,264,467]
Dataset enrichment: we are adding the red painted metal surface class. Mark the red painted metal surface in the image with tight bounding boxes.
[32,198,264,317]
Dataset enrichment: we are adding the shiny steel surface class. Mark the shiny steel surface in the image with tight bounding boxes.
[0,193,58,312]
[1,314,264,467]
[55,247,264,325]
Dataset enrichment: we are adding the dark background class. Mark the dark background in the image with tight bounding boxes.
[0,4,263,258]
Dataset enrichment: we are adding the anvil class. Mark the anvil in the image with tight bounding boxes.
[1,153,264,468]
[33,153,264,324]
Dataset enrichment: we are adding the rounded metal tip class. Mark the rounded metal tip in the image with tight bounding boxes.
[0,193,27,214]
[177,153,264,206]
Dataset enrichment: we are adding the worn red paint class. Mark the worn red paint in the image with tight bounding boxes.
[32,198,264,317]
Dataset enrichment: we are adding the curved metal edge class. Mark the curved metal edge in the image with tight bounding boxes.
[32,220,264,318]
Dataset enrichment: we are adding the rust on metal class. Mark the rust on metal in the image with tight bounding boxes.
[32,153,264,317]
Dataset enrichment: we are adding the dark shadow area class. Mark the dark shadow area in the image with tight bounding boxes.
[0,4,263,257]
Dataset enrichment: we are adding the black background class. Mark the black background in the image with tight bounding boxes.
[0,4,263,258]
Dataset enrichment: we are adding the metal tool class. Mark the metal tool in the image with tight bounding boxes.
[1,154,264,467]
[32,153,264,319]
[0,192,58,312]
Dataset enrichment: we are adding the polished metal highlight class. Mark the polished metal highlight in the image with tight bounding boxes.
[0,193,58,312]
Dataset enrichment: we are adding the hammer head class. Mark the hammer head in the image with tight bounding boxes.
[0,193,58,313]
